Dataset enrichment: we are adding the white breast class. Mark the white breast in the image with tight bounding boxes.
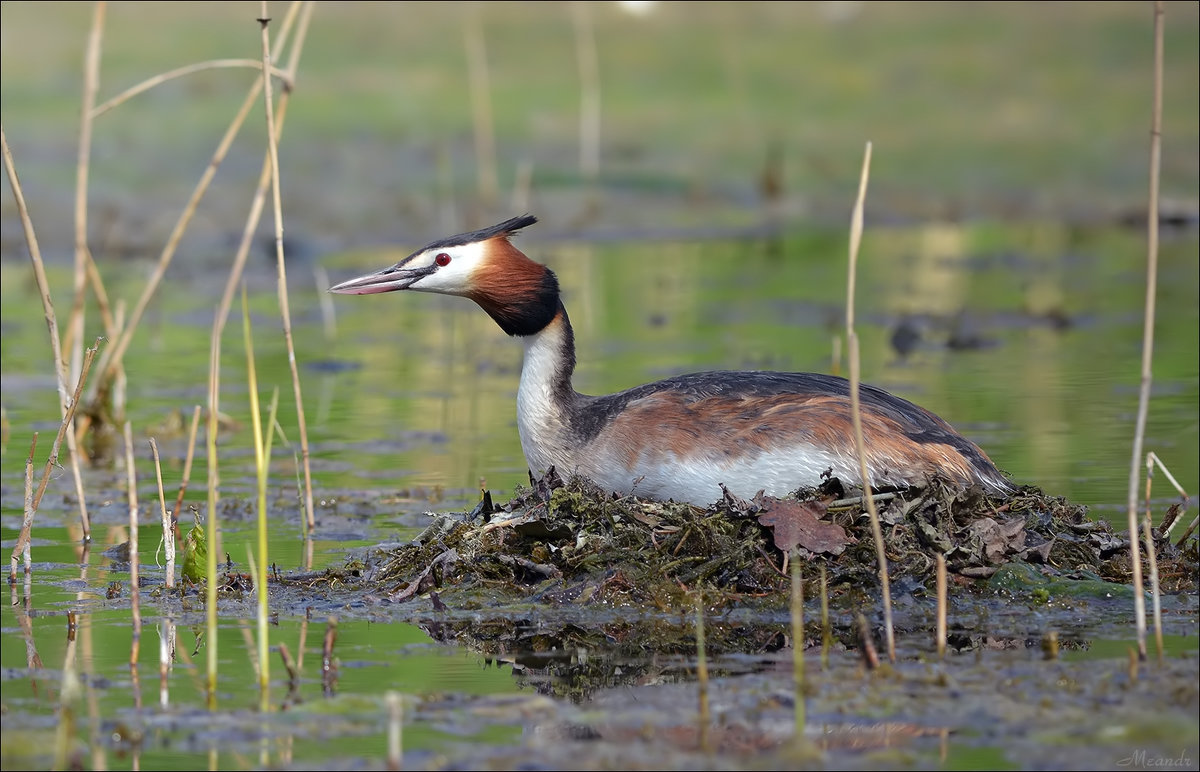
[571,444,859,506]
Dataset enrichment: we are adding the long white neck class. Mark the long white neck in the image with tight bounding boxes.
[516,307,580,476]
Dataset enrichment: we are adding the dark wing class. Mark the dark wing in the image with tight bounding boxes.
[573,370,999,474]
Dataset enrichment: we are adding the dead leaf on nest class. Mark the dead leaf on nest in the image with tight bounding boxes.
[967,517,1026,564]
[630,509,663,528]
[756,498,852,557]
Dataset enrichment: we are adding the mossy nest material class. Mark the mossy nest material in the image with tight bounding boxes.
[357,470,1195,608]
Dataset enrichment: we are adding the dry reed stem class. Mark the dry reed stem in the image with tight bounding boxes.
[33,341,99,517]
[61,392,91,540]
[694,593,711,754]
[1,124,94,540]
[844,140,895,663]
[200,5,309,708]
[11,435,37,581]
[1125,0,1165,663]
[149,438,175,589]
[1147,451,1190,537]
[123,422,142,668]
[86,1,306,402]
[790,555,805,739]
[88,83,262,398]
[1141,456,1164,661]
[572,1,601,182]
[66,2,104,387]
[22,438,35,568]
[208,1,307,525]
[386,691,404,771]
[465,3,499,208]
[91,59,291,117]
[210,110,286,373]
[59,6,103,549]
[114,316,129,418]
[169,405,204,540]
[935,553,947,659]
[259,2,316,533]
[190,3,309,357]
[8,342,99,575]
[81,246,115,337]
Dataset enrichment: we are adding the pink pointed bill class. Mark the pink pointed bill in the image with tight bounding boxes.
[328,264,434,295]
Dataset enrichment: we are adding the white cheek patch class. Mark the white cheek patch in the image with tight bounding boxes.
[408,242,486,295]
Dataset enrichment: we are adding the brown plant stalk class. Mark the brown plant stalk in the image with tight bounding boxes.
[84,1,307,405]
[258,0,317,531]
[60,2,106,537]
[91,59,291,118]
[1124,0,1165,663]
[12,435,38,581]
[149,438,175,589]
[7,342,100,577]
[124,422,142,667]
[845,140,895,663]
[1,123,94,540]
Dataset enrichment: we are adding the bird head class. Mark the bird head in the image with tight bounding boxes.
[329,214,560,336]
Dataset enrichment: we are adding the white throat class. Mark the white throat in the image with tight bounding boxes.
[516,316,576,476]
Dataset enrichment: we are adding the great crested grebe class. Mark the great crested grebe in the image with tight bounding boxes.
[330,215,1015,506]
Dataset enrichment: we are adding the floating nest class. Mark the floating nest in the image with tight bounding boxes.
[345,469,1196,611]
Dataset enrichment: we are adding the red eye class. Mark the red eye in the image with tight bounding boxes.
[435,252,451,267]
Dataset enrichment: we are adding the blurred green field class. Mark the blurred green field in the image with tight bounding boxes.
[1,1,1197,245]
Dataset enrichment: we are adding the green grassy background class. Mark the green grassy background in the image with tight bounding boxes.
[2,1,1197,248]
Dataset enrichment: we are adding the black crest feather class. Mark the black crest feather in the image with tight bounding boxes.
[419,214,537,253]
